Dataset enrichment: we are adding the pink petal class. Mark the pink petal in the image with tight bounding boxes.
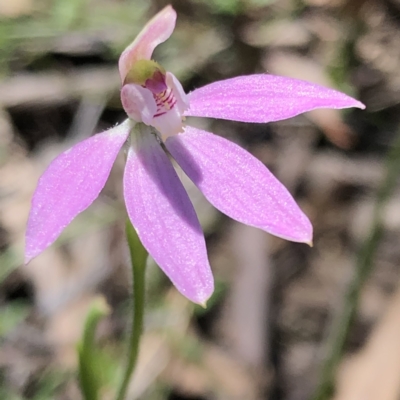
[119,6,176,83]
[166,126,312,243]
[186,74,365,123]
[121,83,157,124]
[25,121,131,263]
[123,125,213,304]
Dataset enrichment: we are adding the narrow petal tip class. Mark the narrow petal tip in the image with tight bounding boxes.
[184,283,213,306]
[281,214,313,245]
[353,100,366,110]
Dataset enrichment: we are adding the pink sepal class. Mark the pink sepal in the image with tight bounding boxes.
[186,74,365,123]
[123,125,213,305]
[166,126,313,243]
[25,121,131,263]
[119,6,176,82]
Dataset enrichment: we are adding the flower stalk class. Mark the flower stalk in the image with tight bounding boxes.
[116,219,148,400]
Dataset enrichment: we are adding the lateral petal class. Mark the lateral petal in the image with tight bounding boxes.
[25,120,131,263]
[119,5,176,83]
[166,126,312,243]
[123,125,213,304]
[121,83,157,124]
[186,74,365,123]
[166,72,189,113]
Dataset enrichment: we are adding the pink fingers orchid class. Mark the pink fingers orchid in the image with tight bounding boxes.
[25,5,365,305]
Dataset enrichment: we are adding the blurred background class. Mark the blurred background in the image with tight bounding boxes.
[1,0,399,399]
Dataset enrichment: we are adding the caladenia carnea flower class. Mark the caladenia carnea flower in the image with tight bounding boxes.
[25,5,365,305]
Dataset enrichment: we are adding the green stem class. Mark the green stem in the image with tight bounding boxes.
[116,219,147,400]
[311,128,400,400]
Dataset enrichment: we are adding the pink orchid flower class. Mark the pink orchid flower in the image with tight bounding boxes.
[25,6,365,305]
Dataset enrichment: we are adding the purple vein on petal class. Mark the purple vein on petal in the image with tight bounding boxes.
[25,120,131,263]
[123,125,213,305]
[166,126,312,243]
[186,74,365,123]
